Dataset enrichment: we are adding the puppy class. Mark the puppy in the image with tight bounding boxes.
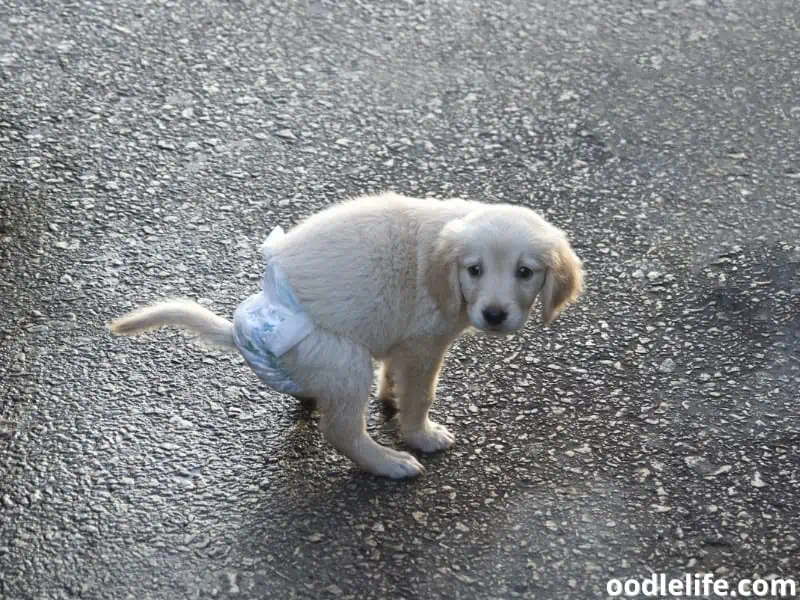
[109,193,583,478]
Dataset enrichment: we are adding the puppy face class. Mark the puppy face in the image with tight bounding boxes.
[457,235,548,333]
[427,205,583,333]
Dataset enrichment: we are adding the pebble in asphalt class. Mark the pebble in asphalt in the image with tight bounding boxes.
[1,0,799,599]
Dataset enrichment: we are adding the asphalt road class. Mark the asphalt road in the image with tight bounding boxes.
[2,1,799,599]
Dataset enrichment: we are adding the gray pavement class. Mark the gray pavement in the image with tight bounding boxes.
[1,1,799,598]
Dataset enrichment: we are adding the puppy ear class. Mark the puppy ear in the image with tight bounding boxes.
[425,221,464,317]
[541,240,584,325]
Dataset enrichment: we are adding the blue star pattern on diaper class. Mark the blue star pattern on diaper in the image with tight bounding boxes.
[232,227,314,396]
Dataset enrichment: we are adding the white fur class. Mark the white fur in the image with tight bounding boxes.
[109,192,584,479]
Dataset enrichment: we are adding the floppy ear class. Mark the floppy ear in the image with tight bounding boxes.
[541,240,584,325]
[425,221,464,317]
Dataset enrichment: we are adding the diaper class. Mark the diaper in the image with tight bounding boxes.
[232,227,314,396]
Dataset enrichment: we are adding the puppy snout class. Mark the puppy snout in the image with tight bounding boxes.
[482,306,508,327]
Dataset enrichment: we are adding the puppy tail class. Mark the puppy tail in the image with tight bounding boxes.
[108,299,237,350]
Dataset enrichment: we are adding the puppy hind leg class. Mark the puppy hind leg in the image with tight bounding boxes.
[285,334,424,479]
[318,395,425,480]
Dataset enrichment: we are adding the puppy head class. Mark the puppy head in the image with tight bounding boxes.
[426,205,584,333]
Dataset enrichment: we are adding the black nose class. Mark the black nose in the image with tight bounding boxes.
[482,307,508,327]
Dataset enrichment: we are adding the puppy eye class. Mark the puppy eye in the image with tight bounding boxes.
[467,265,482,278]
[517,266,534,280]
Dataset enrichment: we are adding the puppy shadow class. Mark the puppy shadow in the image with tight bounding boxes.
[236,459,424,563]
[289,394,318,418]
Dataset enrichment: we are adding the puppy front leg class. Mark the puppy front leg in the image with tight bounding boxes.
[393,346,456,453]
[377,360,397,413]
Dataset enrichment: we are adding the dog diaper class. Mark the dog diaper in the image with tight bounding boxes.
[232,227,314,396]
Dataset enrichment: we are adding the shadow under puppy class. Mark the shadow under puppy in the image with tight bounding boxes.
[109,192,584,478]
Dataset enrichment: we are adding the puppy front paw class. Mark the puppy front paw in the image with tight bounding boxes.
[402,421,455,453]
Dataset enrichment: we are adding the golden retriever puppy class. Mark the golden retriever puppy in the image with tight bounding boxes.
[109,192,583,478]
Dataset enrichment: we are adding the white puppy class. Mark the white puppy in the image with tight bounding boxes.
[109,193,584,478]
